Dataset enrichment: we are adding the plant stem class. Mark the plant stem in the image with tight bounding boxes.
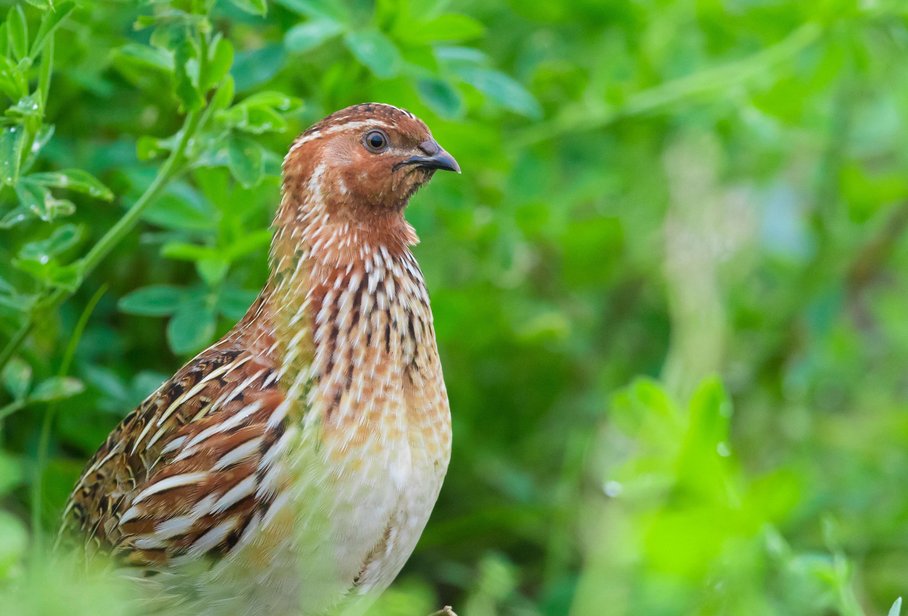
[30,284,106,554]
[0,320,32,373]
[78,110,202,280]
[514,23,822,146]
[0,107,203,376]
[0,399,25,422]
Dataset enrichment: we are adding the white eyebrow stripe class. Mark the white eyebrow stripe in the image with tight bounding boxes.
[286,120,396,158]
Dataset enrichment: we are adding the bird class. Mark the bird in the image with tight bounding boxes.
[60,103,460,615]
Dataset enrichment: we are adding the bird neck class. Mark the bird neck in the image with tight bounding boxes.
[256,181,431,403]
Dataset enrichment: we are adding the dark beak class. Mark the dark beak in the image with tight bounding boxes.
[396,141,461,174]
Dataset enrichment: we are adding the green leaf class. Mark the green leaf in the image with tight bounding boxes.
[167,300,216,354]
[15,182,75,222]
[119,285,186,317]
[435,45,488,67]
[202,35,234,92]
[209,75,235,113]
[29,1,74,58]
[2,357,32,400]
[234,90,297,110]
[160,241,218,262]
[14,181,48,215]
[196,258,229,286]
[274,0,347,21]
[231,44,285,92]
[0,206,31,228]
[226,228,271,259]
[0,452,23,494]
[455,66,542,118]
[7,5,28,61]
[218,287,258,320]
[0,511,27,578]
[889,597,902,616]
[30,376,84,402]
[0,125,25,186]
[112,43,174,74]
[398,14,485,45]
[27,169,114,201]
[6,93,42,121]
[344,30,401,79]
[417,77,463,118]
[143,182,217,231]
[19,224,81,261]
[222,104,287,134]
[0,55,27,100]
[229,0,268,16]
[285,19,344,54]
[173,37,203,111]
[227,135,264,188]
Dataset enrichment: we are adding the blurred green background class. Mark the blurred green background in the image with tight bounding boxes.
[2,0,908,614]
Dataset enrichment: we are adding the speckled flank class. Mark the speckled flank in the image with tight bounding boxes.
[61,103,453,615]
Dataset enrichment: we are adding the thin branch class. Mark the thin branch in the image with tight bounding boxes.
[514,23,822,146]
[0,106,204,375]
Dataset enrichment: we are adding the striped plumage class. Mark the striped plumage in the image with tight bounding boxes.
[61,103,459,615]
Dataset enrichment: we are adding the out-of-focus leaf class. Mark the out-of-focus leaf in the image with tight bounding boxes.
[233,90,297,110]
[2,357,32,400]
[218,287,258,320]
[15,182,75,222]
[209,74,236,112]
[196,258,229,286]
[118,285,185,317]
[7,5,28,61]
[143,183,217,231]
[27,169,114,201]
[0,125,25,186]
[202,35,234,92]
[29,1,75,57]
[112,43,173,74]
[221,104,287,134]
[30,377,84,402]
[0,55,27,99]
[173,37,203,111]
[435,45,488,67]
[229,0,267,16]
[227,135,264,188]
[0,453,23,494]
[285,18,344,53]
[19,224,81,261]
[231,44,285,91]
[455,66,542,118]
[0,511,27,578]
[274,0,347,21]
[167,300,216,354]
[161,241,218,261]
[398,14,485,45]
[344,30,401,79]
[417,77,463,118]
[0,206,32,228]
[889,597,903,616]
[6,93,42,121]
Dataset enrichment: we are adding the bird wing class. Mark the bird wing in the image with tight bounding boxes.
[61,339,295,568]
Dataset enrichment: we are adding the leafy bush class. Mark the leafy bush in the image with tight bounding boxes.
[2,0,908,614]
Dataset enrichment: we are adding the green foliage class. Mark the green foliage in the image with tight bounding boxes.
[1,0,908,614]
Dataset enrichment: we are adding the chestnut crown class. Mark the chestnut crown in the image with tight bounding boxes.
[283,103,459,217]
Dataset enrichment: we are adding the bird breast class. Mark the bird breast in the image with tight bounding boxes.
[264,242,452,608]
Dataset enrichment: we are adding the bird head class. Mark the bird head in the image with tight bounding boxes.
[283,103,460,217]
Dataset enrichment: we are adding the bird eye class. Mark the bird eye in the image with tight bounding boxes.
[363,130,389,153]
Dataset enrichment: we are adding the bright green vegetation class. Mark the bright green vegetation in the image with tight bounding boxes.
[1,1,908,614]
